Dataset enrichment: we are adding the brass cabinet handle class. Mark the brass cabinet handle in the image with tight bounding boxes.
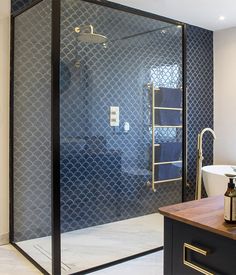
[183,243,214,275]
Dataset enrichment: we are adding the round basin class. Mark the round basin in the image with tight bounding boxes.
[202,165,236,197]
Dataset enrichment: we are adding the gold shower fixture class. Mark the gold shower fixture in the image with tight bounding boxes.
[75,24,108,45]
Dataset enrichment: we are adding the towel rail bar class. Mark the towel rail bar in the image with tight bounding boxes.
[154,125,182,128]
[154,160,182,165]
[151,83,156,192]
[154,107,182,111]
[147,177,182,187]
[154,177,182,184]
[147,83,182,192]
[145,83,160,92]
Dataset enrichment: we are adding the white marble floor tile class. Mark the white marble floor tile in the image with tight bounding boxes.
[0,244,163,275]
[91,251,163,275]
[0,245,41,275]
[17,213,163,274]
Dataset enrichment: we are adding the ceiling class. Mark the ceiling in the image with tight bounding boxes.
[0,0,10,19]
[111,0,236,31]
[1,0,236,30]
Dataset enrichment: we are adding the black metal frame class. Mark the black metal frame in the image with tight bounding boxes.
[9,0,187,274]
[70,247,163,275]
[182,24,187,202]
[51,0,61,274]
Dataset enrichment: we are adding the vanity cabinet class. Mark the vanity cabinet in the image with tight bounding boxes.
[159,196,236,275]
[164,218,236,275]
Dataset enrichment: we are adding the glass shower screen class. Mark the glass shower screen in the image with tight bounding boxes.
[59,0,183,273]
[12,0,52,273]
[10,0,184,274]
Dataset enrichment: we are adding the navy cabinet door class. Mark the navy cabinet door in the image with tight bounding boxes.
[164,217,236,275]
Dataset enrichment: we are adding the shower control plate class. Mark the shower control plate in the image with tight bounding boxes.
[110,106,119,126]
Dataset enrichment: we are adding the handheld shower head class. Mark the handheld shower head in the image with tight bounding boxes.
[75,24,108,44]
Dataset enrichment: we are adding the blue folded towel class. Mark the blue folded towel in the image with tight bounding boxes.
[155,109,181,126]
[154,163,181,181]
[155,142,182,163]
[155,87,182,108]
[154,87,182,126]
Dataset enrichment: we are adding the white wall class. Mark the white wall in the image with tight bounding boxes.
[0,13,10,244]
[214,27,236,164]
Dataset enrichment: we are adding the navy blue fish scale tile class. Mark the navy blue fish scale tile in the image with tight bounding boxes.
[185,25,214,201]
[59,0,183,232]
[13,0,52,242]
[11,0,38,14]
[12,0,213,241]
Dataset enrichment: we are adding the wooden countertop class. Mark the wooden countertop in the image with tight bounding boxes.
[159,195,236,240]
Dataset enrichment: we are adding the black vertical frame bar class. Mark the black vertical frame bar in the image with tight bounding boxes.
[9,15,15,244]
[51,0,61,274]
[182,24,187,202]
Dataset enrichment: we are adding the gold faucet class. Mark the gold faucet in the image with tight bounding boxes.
[195,128,216,200]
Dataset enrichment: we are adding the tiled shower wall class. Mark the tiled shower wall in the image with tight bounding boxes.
[11,0,35,13]
[186,25,214,200]
[12,0,213,241]
[13,0,52,241]
[59,0,183,233]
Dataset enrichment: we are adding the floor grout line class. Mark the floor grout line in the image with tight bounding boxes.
[34,244,71,272]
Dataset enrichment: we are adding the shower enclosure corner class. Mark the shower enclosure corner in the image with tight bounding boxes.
[10,0,187,274]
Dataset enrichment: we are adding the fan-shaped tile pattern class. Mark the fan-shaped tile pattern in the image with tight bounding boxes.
[186,25,213,200]
[13,0,51,241]
[11,0,38,14]
[60,0,183,232]
[11,0,213,240]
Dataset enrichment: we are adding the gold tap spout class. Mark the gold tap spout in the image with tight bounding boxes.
[195,128,216,200]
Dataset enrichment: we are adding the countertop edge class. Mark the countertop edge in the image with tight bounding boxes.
[159,196,236,241]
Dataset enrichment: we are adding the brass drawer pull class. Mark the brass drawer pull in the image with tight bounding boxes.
[183,243,214,275]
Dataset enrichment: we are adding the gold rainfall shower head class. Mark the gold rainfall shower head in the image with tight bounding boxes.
[75,24,108,44]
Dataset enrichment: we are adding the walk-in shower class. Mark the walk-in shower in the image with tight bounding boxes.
[10,0,186,274]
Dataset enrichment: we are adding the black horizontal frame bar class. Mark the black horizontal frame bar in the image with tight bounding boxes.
[82,0,185,26]
[70,247,163,275]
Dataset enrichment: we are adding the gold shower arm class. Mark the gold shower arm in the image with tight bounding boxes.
[75,24,94,34]
[195,128,216,200]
